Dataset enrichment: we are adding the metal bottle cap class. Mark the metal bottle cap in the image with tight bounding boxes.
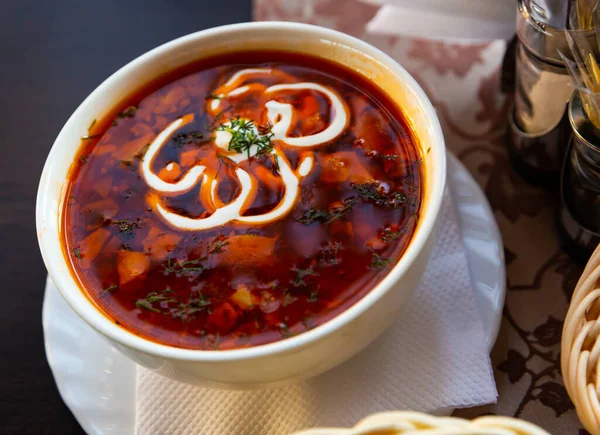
[517,0,594,65]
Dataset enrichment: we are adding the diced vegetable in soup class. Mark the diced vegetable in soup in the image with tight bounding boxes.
[62,51,423,350]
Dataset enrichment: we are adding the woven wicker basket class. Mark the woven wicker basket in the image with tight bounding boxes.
[562,244,600,435]
[291,411,549,435]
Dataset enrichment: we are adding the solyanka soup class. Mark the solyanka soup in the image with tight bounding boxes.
[62,51,424,350]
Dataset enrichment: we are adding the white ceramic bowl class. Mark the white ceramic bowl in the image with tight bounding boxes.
[36,22,446,388]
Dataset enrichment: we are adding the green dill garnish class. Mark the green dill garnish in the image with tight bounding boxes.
[271,153,280,170]
[136,299,160,313]
[217,117,274,161]
[172,131,212,147]
[143,289,176,303]
[325,197,359,223]
[318,241,343,267]
[101,284,118,297]
[136,289,176,312]
[73,247,82,259]
[102,284,118,293]
[170,293,211,322]
[353,182,407,209]
[370,252,391,269]
[134,144,150,161]
[279,323,292,338]
[209,333,221,350]
[79,155,88,164]
[216,153,234,166]
[112,218,139,237]
[111,106,138,127]
[308,290,319,303]
[68,194,77,205]
[381,228,404,243]
[290,265,318,288]
[164,235,228,276]
[210,105,234,128]
[215,153,235,178]
[208,235,229,254]
[206,94,222,100]
[296,208,329,225]
[118,106,138,119]
[121,160,132,167]
[135,288,211,322]
[82,119,100,140]
[164,256,206,276]
[296,197,359,225]
[282,292,296,307]
[381,154,398,161]
[112,219,139,235]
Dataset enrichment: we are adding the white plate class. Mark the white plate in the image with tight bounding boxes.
[446,153,505,347]
[42,152,505,434]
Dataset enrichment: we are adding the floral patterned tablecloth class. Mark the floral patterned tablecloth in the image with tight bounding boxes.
[255,1,587,433]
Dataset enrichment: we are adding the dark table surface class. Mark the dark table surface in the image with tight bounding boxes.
[0,1,252,433]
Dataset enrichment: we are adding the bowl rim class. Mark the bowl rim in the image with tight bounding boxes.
[36,21,446,362]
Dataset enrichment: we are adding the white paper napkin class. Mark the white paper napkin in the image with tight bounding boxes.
[135,190,497,435]
[361,0,516,41]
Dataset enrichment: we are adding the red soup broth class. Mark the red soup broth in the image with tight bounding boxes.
[61,51,424,350]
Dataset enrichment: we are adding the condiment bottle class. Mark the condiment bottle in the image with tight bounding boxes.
[508,0,586,190]
[557,92,600,263]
